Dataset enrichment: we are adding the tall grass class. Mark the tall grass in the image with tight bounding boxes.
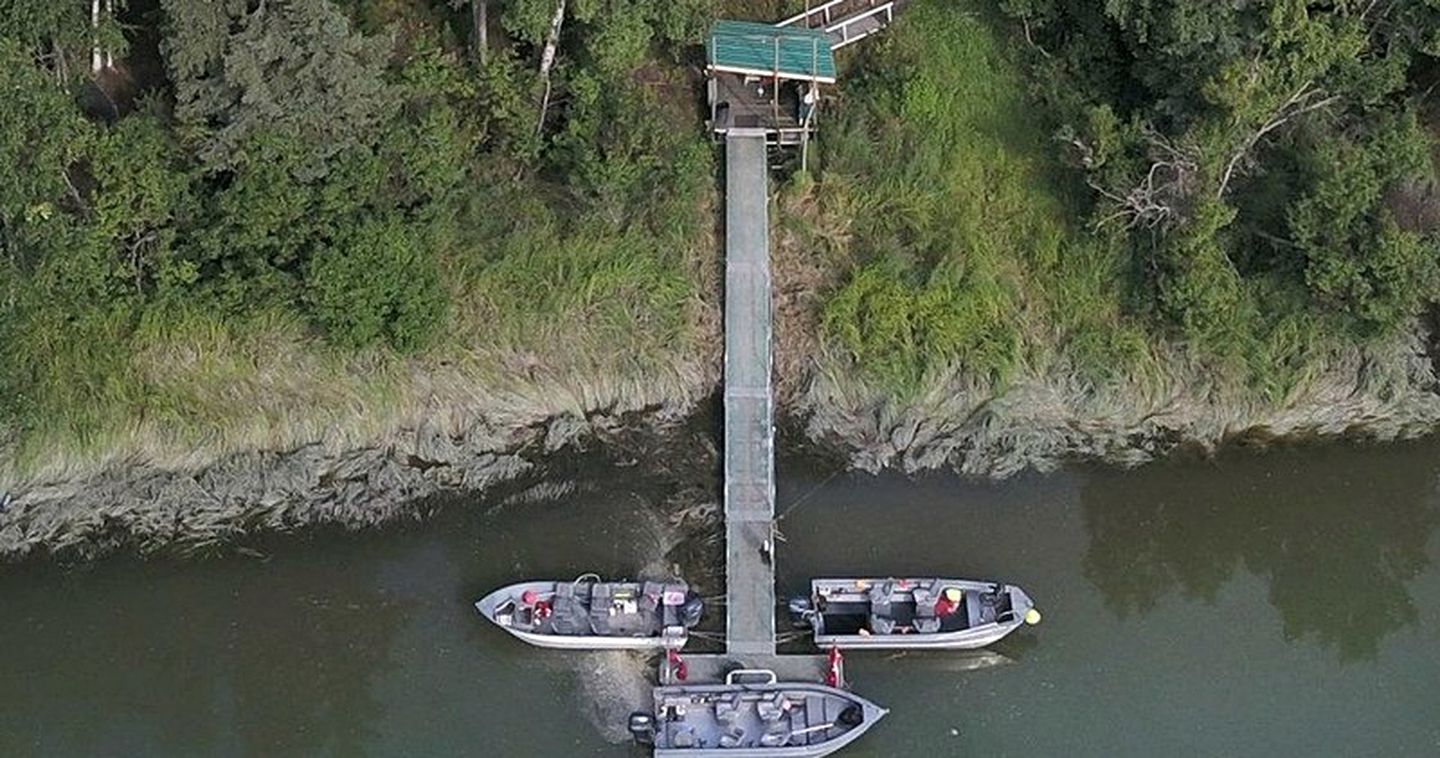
[1,172,717,490]
[811,0,1151,395]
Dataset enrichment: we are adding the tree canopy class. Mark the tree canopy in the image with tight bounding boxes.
[999,0,1440,353]
[0,0,717,459]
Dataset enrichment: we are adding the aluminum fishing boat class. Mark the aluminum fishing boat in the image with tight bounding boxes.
[788,577,1040,650]
[475,575,703,650]
[628,669,887,757]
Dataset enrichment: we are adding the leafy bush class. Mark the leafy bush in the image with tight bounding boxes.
[306,215,447,351]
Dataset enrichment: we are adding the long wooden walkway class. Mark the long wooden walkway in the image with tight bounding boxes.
[723,132,776,657]
[681,6,908,686]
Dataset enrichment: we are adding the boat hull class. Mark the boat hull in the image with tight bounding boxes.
[813,619,1022,650]
[804,578,1036,651]
[475,600,678,650]
[475,579,691,651]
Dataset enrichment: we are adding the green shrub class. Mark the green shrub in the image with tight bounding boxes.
[306,215,447,351]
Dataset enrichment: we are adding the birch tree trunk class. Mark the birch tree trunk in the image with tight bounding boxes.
[104,0,114,69]
[91,0,103,73]
[535,0,566,137]
[472,0,488,64]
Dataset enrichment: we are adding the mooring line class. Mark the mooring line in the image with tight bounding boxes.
[774,469,840,523]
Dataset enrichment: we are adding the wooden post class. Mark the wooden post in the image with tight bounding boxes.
[802,39,819,171]
[801,123,809,172]
[772,37,780,127]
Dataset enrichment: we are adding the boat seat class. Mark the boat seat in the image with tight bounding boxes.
[660,584,687,627]
[966,592,985,628]
[640,581,663,617]
[715,696,741,724]
[719,727,746,748]
[914,617,942,634]
[870,615,897,635]
[757,693,785,722]
[550,594,590,635]
[590,585,614,634]
[760,721,792,747]
[868,584,893,620]
[913,587,938,618]
[672,728,696,748]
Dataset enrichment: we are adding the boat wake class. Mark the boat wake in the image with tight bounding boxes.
[571,651,655,744]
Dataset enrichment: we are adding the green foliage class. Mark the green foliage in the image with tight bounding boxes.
[90,112,198,293]
[0,0,126,81]
[1154,197,1243,348]
[815,2,1141,392]
[307,214,447,351]
[0,39,92,233]
[997,0,1440,389]
[1288,117,1439,336]
[168,0,397,176]
[823,262,1019,391]
[2,0,715,469]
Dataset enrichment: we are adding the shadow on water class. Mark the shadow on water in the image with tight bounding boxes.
[1080,441,1440,662]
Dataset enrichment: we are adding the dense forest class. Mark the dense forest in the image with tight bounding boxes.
[3,0,1440,476]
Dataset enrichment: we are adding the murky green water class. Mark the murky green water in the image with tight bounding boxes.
[3,438,1439,756]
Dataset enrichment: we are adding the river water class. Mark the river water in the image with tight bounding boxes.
[3,436,1439,756]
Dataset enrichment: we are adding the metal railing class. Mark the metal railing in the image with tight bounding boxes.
[776,0,899,50]
[824,3,896,49]
[777,0,869,29]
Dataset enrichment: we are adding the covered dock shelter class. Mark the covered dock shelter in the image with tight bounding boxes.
[706,20,837,146]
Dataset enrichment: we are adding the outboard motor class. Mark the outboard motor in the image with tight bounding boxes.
[628,712,657,746]
[681,593,704,628]
[787,596,815,629]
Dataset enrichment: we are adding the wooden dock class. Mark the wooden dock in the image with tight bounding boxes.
[680,6,907,688]
[723,132,776,658]
[655,134,830,686]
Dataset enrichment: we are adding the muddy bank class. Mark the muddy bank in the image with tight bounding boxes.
[800,328,1440,477]
[0,396,714,561]
[8,320,1440,560]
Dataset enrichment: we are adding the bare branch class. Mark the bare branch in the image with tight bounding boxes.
[1216,84,1339,199]
[1087,129,1201,232]
[1022,19,1051,59]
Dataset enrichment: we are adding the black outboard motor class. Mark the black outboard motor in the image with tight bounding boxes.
[681,593,704,628]
[787,596,815,629]
[628,712,657,745]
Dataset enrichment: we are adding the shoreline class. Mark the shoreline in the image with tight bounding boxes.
[6,324,1440,561]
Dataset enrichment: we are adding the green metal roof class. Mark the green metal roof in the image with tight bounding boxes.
[707,20,837,83]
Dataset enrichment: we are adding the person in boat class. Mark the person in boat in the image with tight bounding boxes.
[519,589,552,626]
[935,587,962,618]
